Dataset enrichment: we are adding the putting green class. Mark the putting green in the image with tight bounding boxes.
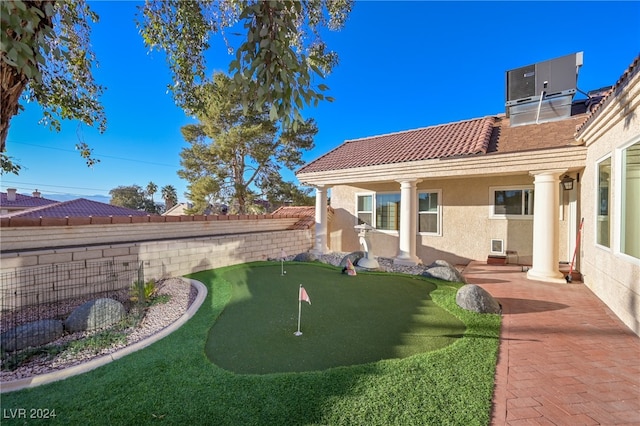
[205,263,465,374]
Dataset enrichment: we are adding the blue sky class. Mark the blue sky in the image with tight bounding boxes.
[2,1,639,203]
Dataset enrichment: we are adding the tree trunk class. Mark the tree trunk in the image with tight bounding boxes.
[0,52,28,153]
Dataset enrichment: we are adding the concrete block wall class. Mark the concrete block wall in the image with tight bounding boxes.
[1,217,314,310]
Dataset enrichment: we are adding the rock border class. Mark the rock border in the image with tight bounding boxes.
[0,279,207,394]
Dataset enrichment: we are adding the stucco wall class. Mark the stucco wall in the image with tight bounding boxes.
[578,69,640,335]
[329,175,574,266]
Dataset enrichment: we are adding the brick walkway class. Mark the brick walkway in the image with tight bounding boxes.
[462,262,640,425]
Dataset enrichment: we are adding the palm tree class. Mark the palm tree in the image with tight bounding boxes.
[146,182,158,203]
[161,185,178,211]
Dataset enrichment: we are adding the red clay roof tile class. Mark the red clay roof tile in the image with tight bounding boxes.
[1,198,152,218]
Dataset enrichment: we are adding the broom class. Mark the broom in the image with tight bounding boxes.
[566,218,584,282]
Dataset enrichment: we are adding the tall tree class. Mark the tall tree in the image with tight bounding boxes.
[2,0,352,174]
[146,181,158,203]
[1,0,105,173]
[178,72,317,215]
[160,184,178,211]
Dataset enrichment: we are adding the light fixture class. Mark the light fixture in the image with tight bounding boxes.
[561,175,575,191]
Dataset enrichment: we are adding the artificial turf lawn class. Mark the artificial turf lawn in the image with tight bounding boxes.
[0,262,501,425]
[207,263,466,373]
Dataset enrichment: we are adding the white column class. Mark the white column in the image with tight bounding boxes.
[527,170,566,283]
[394,179,422,266]
[311,185,330,255]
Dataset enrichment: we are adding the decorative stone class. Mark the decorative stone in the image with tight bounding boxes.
[293,252,318,262]
[456,284,502,314]
[339,251,365,268]
[0,319,64,352]
[422,260,467,283]
[64,298,126,333]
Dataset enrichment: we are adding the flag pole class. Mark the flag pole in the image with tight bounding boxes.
[294,285,303,336]
[281,258,284,276]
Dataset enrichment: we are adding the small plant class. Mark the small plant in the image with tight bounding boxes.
[67,329,127,355]
[149,294,171,306]
[130,279,157,303]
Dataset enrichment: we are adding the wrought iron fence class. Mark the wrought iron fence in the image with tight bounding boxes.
[0,260,145,371]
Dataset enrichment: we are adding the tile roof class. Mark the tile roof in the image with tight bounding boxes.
[271,205,334,229]
[0,192,58,209]
[576,54,640,136]
[2,198,152,218]
[298,106,589,174]
[298,117,496,174]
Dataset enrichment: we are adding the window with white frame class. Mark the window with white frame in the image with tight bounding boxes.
[356,194,373,226]
[418,191,441,234]
[620,141,639,259]
[375,193,401,230]
[490,187,534,218]
[597,156,611,248]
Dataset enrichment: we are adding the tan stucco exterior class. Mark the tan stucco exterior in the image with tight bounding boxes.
[577,64,640,335]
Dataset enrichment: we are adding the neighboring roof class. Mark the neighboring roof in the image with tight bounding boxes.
[0,192,58,209]
[271,205,334,230]
[298,105,589,175]
[576,54,640,136]
[2,198,152,218]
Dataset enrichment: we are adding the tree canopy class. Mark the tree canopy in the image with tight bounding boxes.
[1,0,352,173]
[109,184,160,214]
[178,72,316,214]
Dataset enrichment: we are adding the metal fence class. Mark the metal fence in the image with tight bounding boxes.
[1,260,145,370]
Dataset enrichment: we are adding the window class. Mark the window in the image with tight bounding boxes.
[356,194,373,226]
[376,193,401,230]
[418,191,440,234]
[491,187,534,218]
[621,142,639,259]
[597,157,611,248]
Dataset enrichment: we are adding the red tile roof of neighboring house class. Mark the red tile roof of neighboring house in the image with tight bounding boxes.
[298,117,496,174]
[2,198,152,218]
[298,106,589,174]
[576,54,640,136]
[0,192,58,209]
[272,205,334,229]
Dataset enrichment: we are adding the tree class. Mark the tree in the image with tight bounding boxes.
[1,0,105,173]
[2,0,352,174]
[178,72,317,215]
[109,185,148,211]
[146,181,158,203]
[161,184,178,211]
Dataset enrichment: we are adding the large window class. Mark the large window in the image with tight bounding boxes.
[597,157,611,248]
[376,193,401,230]
[621,142,639,259]
[418,191,440,234]
[356,191,441,233]
[491,187,534,218]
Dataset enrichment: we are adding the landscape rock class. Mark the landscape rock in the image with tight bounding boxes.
[64,298,126,333]
[1,319,64,352]
[422,260,467,283]
[293,252,319,262]
[456,284,502,314]
[339,251,365,268]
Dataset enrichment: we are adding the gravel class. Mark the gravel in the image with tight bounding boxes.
[1,253,433,383]
[1,278,196,383]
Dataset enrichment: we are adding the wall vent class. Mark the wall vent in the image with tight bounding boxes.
[490,239,504,255]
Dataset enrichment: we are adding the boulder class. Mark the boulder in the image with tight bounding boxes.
[293,252,318,262]
[456,284,501,314]
[64,298,126,333]
[339,251,365,268]
[1,319,64,352]
[422,260,466,283]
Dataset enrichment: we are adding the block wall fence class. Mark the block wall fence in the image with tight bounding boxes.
[0,215,314,307]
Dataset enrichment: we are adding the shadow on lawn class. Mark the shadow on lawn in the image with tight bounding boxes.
[203,262,466,374]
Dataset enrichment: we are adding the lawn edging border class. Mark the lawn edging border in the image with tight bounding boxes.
[0,278,208,394]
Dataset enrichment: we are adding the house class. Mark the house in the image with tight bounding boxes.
[0,189,57,215]
[296,53,639,335]
[1,196,153,218]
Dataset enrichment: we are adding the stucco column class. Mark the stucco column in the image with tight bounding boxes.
[394,179,422,266]
[311,185,330,255]
[527,170,566,283]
